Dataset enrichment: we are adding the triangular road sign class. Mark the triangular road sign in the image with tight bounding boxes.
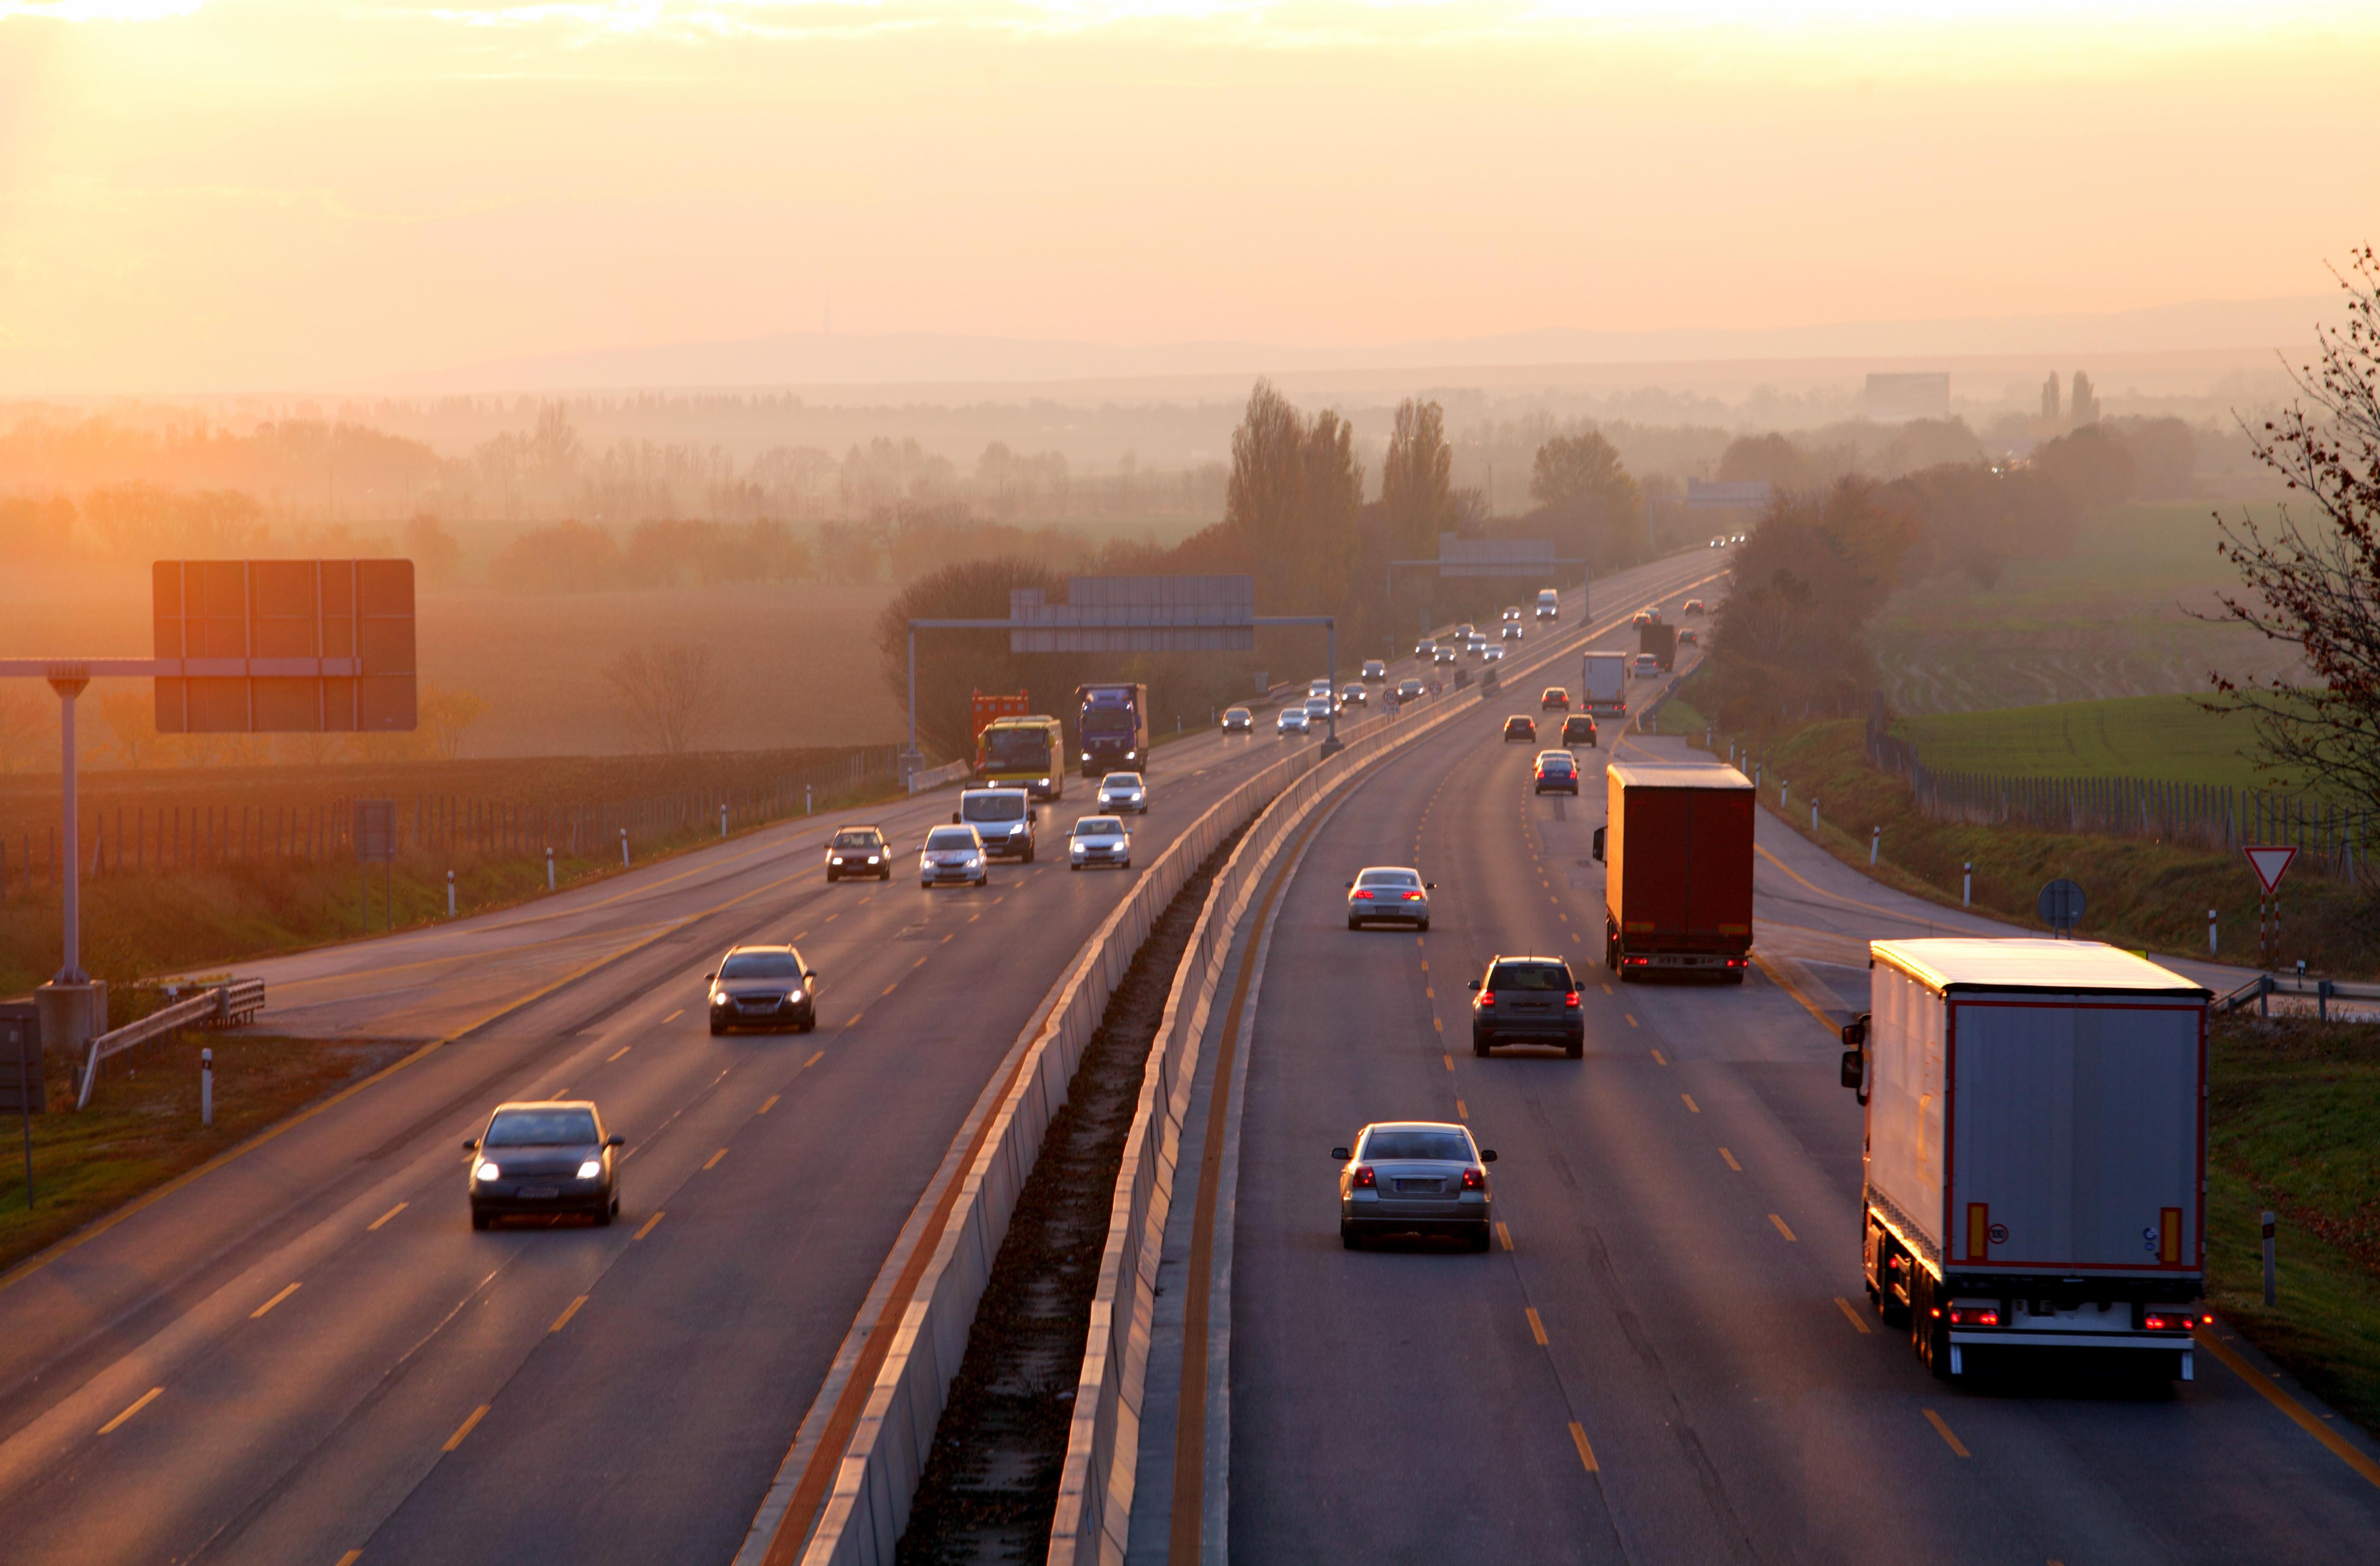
[2243,845,2298,895]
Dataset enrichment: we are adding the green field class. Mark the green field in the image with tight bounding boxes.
[1892,693,2291,789]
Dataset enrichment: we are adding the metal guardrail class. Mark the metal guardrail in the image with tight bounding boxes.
[77,977,265,1108]
[905,760,974,796]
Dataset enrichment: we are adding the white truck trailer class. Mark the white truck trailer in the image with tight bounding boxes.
[1841,939,2210,1381]
[1580,650,1628,716]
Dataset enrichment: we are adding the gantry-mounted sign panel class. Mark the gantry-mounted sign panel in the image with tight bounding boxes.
[1009,575,1256,652]
[1434,535,1558,577]
[152,560,417,733]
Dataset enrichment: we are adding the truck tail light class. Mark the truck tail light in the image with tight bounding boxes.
[1623,957,1648,967]
[1564,991,1580,1007]
[2144,1311,2197,1331]
[1459,1166,1486,1190]
[1352,1165,1376,1189]
[1477,992,1495,1006]
[1947,1306,2000,1326]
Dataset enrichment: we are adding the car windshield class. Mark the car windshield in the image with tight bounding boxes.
[1225,708,1249,720]
[720,952,804,978]
[1565,718,1594,731]
[1362,1130,1472,1162]
[1083,711,1135,735]
[927,827,978,850]
[982,729,1051,766]
[1356,870,1420,887]
[1539,755,1574,772]
[486,1108,598,1146]
[831,830,879,849]
[1489,961,1573,991]
[1505,719,1530,731]
[962,795,1026,821]
[1074,818,1124,837]
[1101,773,1142,788]
[1305,698,1331,713]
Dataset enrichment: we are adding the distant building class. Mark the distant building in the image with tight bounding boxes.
[1863,372,1950,423]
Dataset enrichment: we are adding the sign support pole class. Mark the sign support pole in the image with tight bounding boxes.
[48,670,88,985]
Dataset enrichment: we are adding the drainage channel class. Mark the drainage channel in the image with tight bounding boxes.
[895,824,1245,1565]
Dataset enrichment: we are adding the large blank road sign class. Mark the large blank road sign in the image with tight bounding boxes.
[1435,536,1555,578]
[1010,575,1255,652]
[153,560,416,733]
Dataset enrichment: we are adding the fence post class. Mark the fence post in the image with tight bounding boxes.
[2263,1211,2278,1305]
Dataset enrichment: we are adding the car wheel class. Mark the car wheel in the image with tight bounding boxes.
[1071,863,1081,872]
[1347,917,1361,930]
[709,1019,726,1036]
[1566,1038,1584,1060]
[880,867,891,881]
[1024,844,1036,864]
[471,1209,490,1231]
[1472,1033,1492,1058]
[593,1201,614,1228]
[1468,1226,1492,1253]
[825,870,837,883]
[1417,918,1429,931]
[1340,1223,1363,1251]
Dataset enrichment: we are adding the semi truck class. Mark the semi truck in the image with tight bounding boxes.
[1590,761,1753,981]
[1074,682,1151,777]
[1580,650,1629,716]
[1840,940,2211,1381]
[1639,620,1677,672]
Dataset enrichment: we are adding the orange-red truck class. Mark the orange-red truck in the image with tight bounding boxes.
[971,690,1030,745]
[1592,760,1755,982]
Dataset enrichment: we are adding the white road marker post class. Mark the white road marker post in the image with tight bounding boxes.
[446,870,456,919]
[546,846,556,890]
[2209,907,2218,955]
[719,804,728,839]
[1870,826,1881,866]
[1811,799,1819,833]
[1963,862,1972,907]
[620,827,630,867]
[200,1047,212,1128]
[2263,1210,2277,1305]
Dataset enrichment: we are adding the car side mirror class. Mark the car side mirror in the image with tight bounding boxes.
[605,1135,626,1148]
[1481,1149,1498,1163]
[1029,809,1039,823]
[1592,826,1606,862]
[703,972,716,982]
[462,1138,479,1152]
[1331,1147,1351,1160]
[1426,882,1436,890]
[1467,979,1481,991]
[1345,881,1354,888]
[807,969,820,982]
[1840,1015,1869,1048]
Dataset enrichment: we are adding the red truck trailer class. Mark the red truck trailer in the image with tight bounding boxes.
[1591,761,1753,981]
[1841,940,2211,1381]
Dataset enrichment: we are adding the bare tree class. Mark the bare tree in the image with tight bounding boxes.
[2206,247,2380,804]
[602,643,723,756]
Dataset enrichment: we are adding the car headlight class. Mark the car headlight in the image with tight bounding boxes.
[577,1158,603,1180]
[787,988,804,1004]
[1081,751,1091,760]
[830,855,844,864]
[866,855,879,864]
[475,1160,502,1181]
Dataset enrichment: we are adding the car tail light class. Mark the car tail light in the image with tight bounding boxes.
[2144,1311,2197,1331]
[1353,889,1375,899]
[1402,891,1424,901]
[1477,992,1495,1006]
[1352,1165,1376,1189]
[1564,991,1580,1007]
[1459,1166,1486,1190]
[1947,1306,2000,1326]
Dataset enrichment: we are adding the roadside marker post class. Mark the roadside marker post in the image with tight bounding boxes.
[546,847,556,890]
[446,871,456,919]
[200,1048,213,1129]
[1963,862,1971,907]
[2264,1211,2278,1305]
[1870,826,1880,866]
[620,828,630,867]
[2209,908,2218,955]
[720,805,729,839]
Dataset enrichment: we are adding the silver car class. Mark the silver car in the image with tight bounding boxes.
[919,824,988,887]
[1346,865,1431,930]
[1277,707,1310,735]
[1069,814,1132,870]
[1096,771,1148,813]
[1334,1122,1496,1250]
[1432,644,1457,665]
[1303,694,1336,723]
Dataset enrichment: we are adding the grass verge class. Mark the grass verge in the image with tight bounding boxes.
[0,1028,415,1277]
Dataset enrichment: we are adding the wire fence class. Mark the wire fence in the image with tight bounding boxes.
[0,745,907,896]
[1865,710,2370,882]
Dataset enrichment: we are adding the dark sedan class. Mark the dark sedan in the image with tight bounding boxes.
[1561,713,1599,748]
[1502,715,1536,744]
[467,1101,623,1228]
[707,944,819,1034]
[1470,955,1584,1058]
[824,825,892,881]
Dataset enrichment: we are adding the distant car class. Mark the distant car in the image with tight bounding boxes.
[1303,694,1336,723]
[1396,678,1426,701]
[920,824,989,887]
[1483,647,1506,665]
[1710,536,1726,548]
[1683,598,1707,615]
[1334,1121,1495,1251]
[1501,623,1523,642]
[955,787,1036,861]
[824,825,892,882]
[1416,638,1438,658]
[1069,815,1132,871]
[1341,684,1367,708]
[1501,606,1522,622]
[1097,771,1147,813]
[1221,706,1253,733]
[1540,687,1568,710]
[1502,715,1536,744]
[1561,713,1599,748]
[1678,627,1699,647]
[1433,644,1458,665]
[1469,955,1584,1058]
[467,1100,623,1229]
[1361,659,1387,683]
[1309,679,1335,700]
[1632,610,1653,626]
[1277,707,1311,735]
[706,943,819,1034]
[1733,533,1747,544]
[1533,750,1579,795]
[1347,864,1431,930]
[1455,623,1477,639]
[1633,653,1661,679]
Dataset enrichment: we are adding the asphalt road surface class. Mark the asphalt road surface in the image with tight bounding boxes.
[0,550,1724,1566]
[1226,660,2380,1562]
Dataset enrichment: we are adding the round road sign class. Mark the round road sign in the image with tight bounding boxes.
[2038,878,2086,933]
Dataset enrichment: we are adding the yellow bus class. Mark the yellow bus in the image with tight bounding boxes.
[975,714,1066,800]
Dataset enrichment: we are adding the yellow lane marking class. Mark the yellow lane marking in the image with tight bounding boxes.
[1559,914,1569,923]
[912,956,929,969]
[550,1294,588,1334]
[969,913,981,924]
[1770,1214,1797,1241]
[1751,951,1840,1040]
[100,1387,163,1434]
[1416,936,1425,946]
[1455,1099,1468,1120]
[1834,1296,1872,1334]
[367,1202,407,1231]
[1601,983,1614,995]
[336,1552,363,1566]
[1625,1014,1638,1029]
[941,934,954,944]
[663,1009,683,1024]
[1419,959,1428,972]
[760,1094,781,1115]
[824,913,839,923]
[845,1012,865,1028]
[881,983,899,997]
[1719,1147,1741,1172]
[704,1148,728,1171]
[1425,987,1434,999]
[1756,842,1913,921]
[804,1050,825,1068]
[1443,1055,1455,1072]
[1433,1017,1443,1033]
[1497,1222,1513,1251]
[2196,1326,2380,1490]
[1649,1048,1666,1064]
[607,1046,632,1063]
[1922,1408,1969,1458]
[443,1404,492,1453]
[1569,1421,1600,1472]
[633,1211,665,1240]
[1681,1093,1700,1113]
[250,1283,301,1320]
[1527,1307,1549,1346]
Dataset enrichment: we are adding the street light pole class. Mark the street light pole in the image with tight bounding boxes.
[49,668,88,984]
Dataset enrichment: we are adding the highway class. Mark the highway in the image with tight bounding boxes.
[0,550,1724,1565]
[1220,632,2380,1560]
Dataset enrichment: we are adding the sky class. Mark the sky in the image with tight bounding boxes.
[0,0,2375,392]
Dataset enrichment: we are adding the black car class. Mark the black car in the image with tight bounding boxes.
[1561,714,1599,748]
[1502,715,1536,744]
[825,824,892,881]
[467,1100,623,1228]
[1470,956,1584,1058]
[1533,751,1579,795]
[707,943,819,1034]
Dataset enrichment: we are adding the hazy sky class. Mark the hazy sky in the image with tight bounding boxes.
[1,0,2375,391]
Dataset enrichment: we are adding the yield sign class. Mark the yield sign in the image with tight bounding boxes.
[2243,845,2298,895]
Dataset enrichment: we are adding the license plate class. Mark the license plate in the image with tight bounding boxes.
[519,1185,559,1199]
[1393,1179,1440,1193]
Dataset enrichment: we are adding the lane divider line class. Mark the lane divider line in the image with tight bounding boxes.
[1681,1093,1700,1113]
[704,1148,728,1171]
[335,1552,362,1566]
[1833,1296,1872,1334]
[1497,1222,1514,1252]
[550,1294,588,1334]
[1718,1147,1741,1172]
[367,1202,407,1232]
[1751,950,1841,1040]
[804,1050,825,1068]
[1625,1014,1638,1029]
[1649,1048,1666,1065]
[1454,1099,1468,1121]
[442,1404,491,1453]
[2195,1326,2380,1490]
[664,1009,684,1024]
[99,1386,162,1434]
[250,1282,301,1320]
[633,1211,665,1241]
[1568,1421,1600,1473]
[759,1094,781,1115]
[1922,1407,1970,1458]
[608,1046,633,1063]
[1527,1307,1550,1346]
[1770,1214,1798,1242]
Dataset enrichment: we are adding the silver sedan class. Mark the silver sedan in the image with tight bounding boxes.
[1334,1122,1496,1250]
[1096,771,1148,813]
[1346,865,1431,930]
